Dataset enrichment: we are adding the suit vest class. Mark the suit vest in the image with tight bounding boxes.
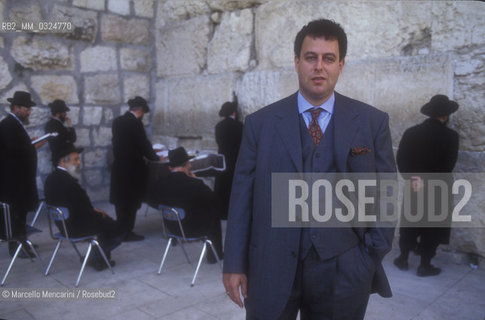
[298,113,359,260]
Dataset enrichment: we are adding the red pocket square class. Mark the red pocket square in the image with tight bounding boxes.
[350,146,371,156]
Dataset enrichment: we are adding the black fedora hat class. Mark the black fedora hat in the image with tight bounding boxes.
[128,96,150,113]
[7,91,36,108]
[168,147,195,167]
[53,144,83,164]
[48,99,70,114]
[219,101,238,117]
[420,95,459,118]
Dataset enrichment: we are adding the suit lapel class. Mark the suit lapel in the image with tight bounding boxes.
[333,92,360,172]
[274,93,303,171]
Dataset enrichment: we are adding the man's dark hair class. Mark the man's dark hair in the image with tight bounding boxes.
[294,19,347,61]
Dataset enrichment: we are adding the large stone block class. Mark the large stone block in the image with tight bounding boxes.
[8,1,43,25]
[152,74,238,138]
[84,169,104,187]
[73,0,105,10]
[76,128,91,147]
[83,148,108,168]
[373,55,453,148]
[432,1,485,52]
[11,36,73,71]
[27,106,50,127]
[102,14,151,45]
[134,0,154,18]
[207,9,253,74]
[83,106,103,125]
[80,46,117,72]
[453,47,485,152]
[68,106,80,126]
[30,75,78,104]
[0,56,12,90]
[120,48,152,72]
[159,0,210,22]
[84,74,121,105]
[0,84,30,105]
[92,127,112,147]
[156,15,210,77]
[108,0,130,15]
[37,149,52,175]
[52,5,98,42]
[237,68,298,115]
[335,62,376,108]
[124,74,150,102]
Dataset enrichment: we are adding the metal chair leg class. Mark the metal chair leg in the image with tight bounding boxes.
[76,242,92,287]
[29,201,44,227]
[157,238,173,274]
[45,240,62,276]
[92,240,114,274]
[1,243,23,286]
[191,241,208,287]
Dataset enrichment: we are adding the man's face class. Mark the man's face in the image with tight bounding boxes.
[14,105,32,125]
[295,36,345,106]
[65,152,82,180]
[59,112,67,122]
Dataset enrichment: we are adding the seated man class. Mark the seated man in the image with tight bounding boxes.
[44,144,124,270]
[147,147,223,263]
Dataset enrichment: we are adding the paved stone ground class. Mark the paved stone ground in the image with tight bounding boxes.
[1,203,484,320]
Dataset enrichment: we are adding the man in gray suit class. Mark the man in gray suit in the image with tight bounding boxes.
[223,19,396,319]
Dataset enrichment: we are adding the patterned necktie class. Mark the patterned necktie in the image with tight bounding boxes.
[308,108,323,145]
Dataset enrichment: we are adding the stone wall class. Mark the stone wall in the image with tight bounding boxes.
[0,0,484,258]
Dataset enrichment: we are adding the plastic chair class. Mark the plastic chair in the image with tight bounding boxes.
[44,205,113,287]
[157,205,221,286]
[1,202,42,286]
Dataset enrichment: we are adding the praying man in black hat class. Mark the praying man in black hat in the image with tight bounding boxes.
[146,147,224,264]
[394,94,460,277]
[45,99,77,161]
[0,91,44,257]
[44,144,124,271]
[109,96,161,242]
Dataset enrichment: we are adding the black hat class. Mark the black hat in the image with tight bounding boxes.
[219,101,237,117]
[48,99,70,114]
[54,144,83,164]
[168,147,194,167]
[128,96,150,113]
[420,95,459,118]
[7,91,36,108]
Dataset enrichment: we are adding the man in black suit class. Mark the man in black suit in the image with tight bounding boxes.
[394,95,459,277]
[0,91,44,258]
[214,98,243,220]
[45,144,123,270]
[45,99,77,161]
[146,147,223,263]
[110,96,160,242]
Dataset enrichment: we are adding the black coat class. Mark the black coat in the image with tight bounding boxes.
[45,169,118,238]
[0,114,38,211]
[147,172,221,237]
[397,118,459,244]
[214,117,243,218]
[45,118,77,157]
[109,112,158,206]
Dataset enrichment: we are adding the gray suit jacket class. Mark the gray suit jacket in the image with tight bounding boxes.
[223,92,396,319]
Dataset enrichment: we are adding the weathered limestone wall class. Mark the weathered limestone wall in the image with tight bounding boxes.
[0,0,155,202]
[0,0,484,258]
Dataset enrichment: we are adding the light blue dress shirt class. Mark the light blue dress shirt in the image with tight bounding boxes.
[297,91,335,135]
